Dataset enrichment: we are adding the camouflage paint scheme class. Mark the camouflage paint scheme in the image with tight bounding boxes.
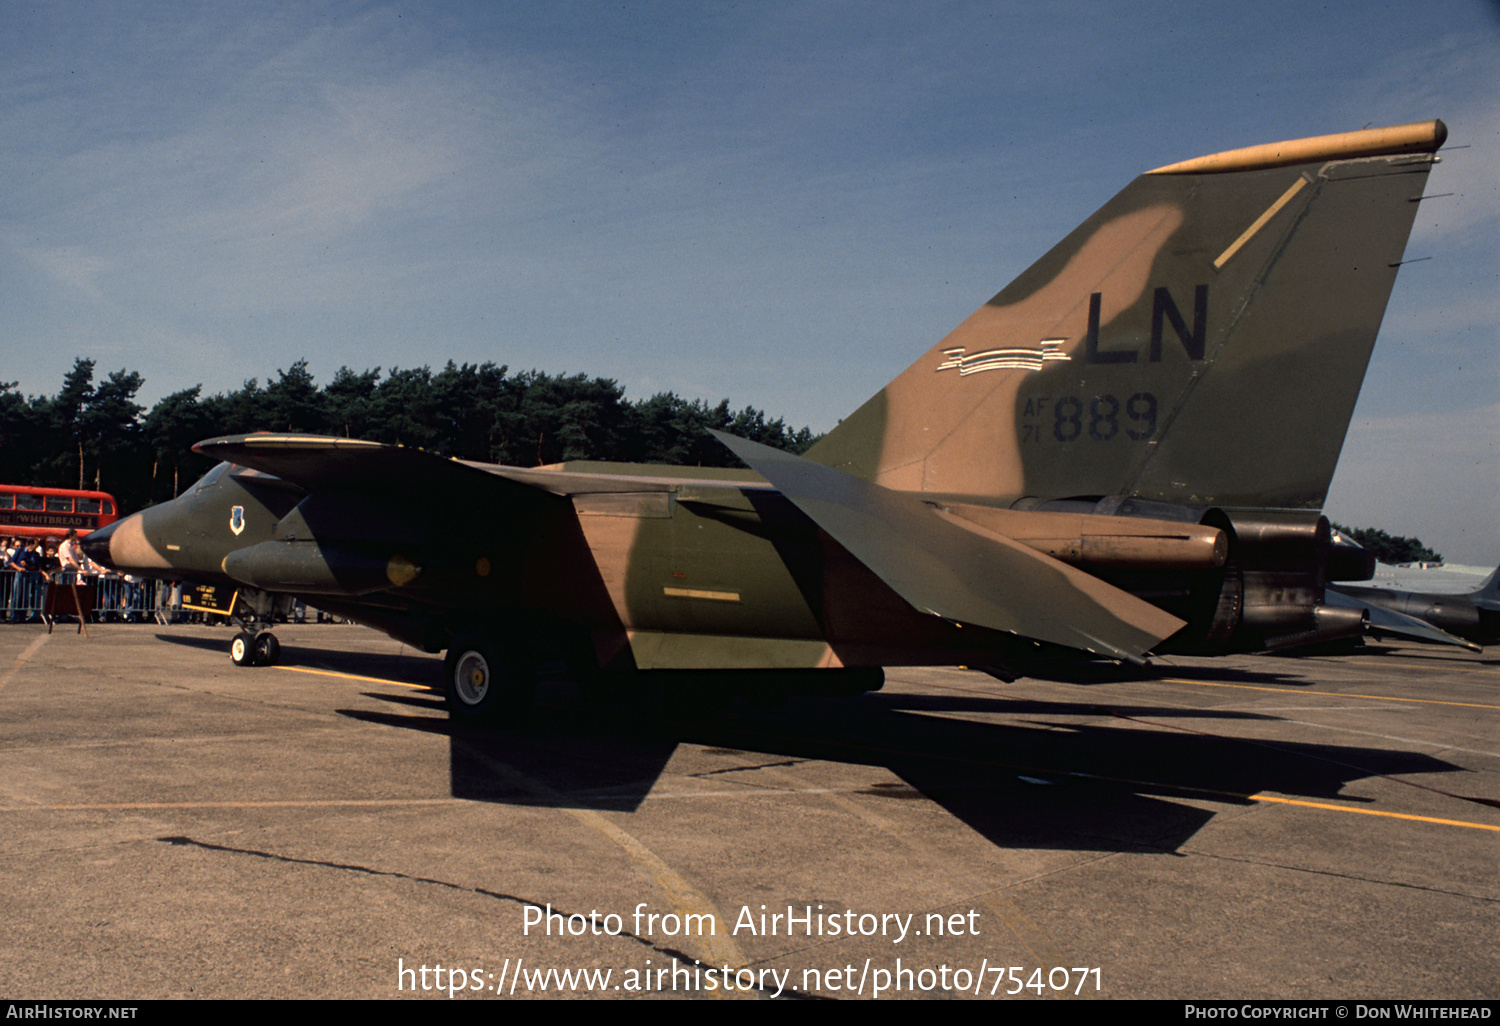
[810,121,1444,510]
[85,121,1453,717]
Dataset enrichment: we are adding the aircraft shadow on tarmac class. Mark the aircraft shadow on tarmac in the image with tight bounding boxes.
[148,632,1466,853]
[153,631,240,652]
[1313,646,1500,668]
[153,632,443,681]
[979,659,1316,687]
[336,669,1460,858]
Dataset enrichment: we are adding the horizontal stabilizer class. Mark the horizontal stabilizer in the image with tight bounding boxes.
[711,431,1184,662]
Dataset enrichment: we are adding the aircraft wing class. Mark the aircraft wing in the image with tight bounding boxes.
[195,434,517,494]
[194,434,765,498]
[465,463,771,496]
[711,431,1186,663]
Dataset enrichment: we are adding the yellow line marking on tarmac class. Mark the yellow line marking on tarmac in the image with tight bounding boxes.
[1060,770,1500,833]
[0,634,49,693]
[1331,657,1496,676]
[450,738,750,985]
[0,798,461,812]
[268,667,1497,834]
[1246,794,1500,832]
[274,664,751,961]
[732,731,1500,837]
[276,665,433,690]
[12,788,1493,832]
[1160,678,1500,711]
[755,764,1086,997]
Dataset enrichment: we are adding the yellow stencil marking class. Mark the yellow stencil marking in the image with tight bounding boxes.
[662,587,741,603]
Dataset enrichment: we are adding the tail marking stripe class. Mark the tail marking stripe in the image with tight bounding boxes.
[937,339,1071,376]
[1213,177,1309,270]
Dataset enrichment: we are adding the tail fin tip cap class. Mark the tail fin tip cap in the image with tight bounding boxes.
[1148,119,1447,175]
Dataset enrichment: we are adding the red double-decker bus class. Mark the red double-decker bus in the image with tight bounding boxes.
[0,485,120,540]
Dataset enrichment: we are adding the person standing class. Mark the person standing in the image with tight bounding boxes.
[59,529,85,575]
[7,540,42,622]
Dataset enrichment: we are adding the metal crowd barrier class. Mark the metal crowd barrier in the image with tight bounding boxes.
[1,570,170,624]
[1,570,340,625]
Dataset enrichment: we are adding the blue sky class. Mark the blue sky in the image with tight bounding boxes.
[3,1,1496,563]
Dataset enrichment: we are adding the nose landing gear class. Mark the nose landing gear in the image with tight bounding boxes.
[230,629,282,667]
[226,589,291,667]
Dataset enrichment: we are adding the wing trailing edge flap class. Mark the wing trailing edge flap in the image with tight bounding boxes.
[711,431,1185,663]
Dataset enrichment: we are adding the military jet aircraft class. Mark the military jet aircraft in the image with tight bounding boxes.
[1330,563,1499,651]
[85,119,1451,720]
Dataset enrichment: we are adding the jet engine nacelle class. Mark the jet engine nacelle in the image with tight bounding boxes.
[1197,509,1364,651]
[222,540,420,595]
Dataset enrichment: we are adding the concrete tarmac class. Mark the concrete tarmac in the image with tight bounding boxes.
[0,623,1495,1000]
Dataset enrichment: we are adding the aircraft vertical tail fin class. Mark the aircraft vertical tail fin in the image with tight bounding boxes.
[806,120,1448,510]
[1474,564,1500,611]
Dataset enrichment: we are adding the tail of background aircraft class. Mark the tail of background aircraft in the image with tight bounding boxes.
[1475,564,1500,611]
[1331,559,1500,651]
[806,120,1447,511]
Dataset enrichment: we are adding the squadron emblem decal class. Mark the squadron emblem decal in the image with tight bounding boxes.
[230,505,245,536]
[936,339,1070,375]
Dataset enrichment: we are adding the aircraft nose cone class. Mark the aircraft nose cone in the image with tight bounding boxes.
[80,512,174,575]
[82,522,119,568]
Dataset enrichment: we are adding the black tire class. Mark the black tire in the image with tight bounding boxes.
[443,635,536,722]
[253,632,280,667]
[230,631,256,667]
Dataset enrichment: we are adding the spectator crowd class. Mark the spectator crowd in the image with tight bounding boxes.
[2,530,157,623]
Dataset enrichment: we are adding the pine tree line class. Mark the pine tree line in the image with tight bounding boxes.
[1331,523,1442,566]
[0,357,821,514]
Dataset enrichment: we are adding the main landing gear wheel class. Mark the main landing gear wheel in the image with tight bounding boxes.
[252,631,280,667]
[229,630,281,667]
[443,635,535,723]
[230,631,256,667]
